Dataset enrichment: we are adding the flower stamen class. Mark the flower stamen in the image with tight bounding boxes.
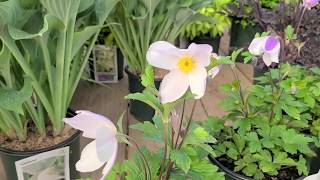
[178,54,195,73]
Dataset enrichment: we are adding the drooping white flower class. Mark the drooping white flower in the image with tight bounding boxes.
[303,0,319,8]
[303,170,320,180]
[248,36,280,66]
[208,53,222,78]
[64,111,118,180]
[147,41,213,103]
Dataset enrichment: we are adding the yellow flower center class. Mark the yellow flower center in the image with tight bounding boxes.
[178,54,195,73]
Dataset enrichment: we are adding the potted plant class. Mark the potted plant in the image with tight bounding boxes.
[94,27,124,81]
[247,0,319,76]
[182,0,232,52]
[203,63,320,179]
[0,0,118,179]
[107,0,214,121]
[62,41,232,180]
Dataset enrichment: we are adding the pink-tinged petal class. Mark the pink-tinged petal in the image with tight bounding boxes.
[188,66,207,99]
[159,70,189,103]
[262,45,280,66]
[170,110,180,134]
[147,41,186,70]
[99,142,118,180]
[248,36,268,56]
[211,53,219,60]
[76,141,105,172]
[303,0,319,8]
[96,126,118,162]
[63,111,116,139]
[208,65,222,78]
[188,43,212,67]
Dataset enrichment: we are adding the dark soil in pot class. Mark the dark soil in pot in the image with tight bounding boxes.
[125,67,162,122]
[187,35,221,53]
[0,110,81,180]
[208,154,306,180]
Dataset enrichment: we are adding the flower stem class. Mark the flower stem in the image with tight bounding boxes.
[159,106,171,180]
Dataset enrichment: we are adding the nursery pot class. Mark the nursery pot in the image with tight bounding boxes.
[208,155,307,180]
[188,35,221,53]
[230,22,262,48]
[125,67,161,122]
[0,110,81,180]
[117,48,124,80]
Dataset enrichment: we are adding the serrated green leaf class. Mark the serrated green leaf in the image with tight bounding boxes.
[170,149,191,174]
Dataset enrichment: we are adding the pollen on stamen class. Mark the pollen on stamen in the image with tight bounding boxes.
[178,54,195,73]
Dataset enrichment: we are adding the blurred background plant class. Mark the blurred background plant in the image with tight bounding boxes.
[107,0,213,74]
[182,0,232,40]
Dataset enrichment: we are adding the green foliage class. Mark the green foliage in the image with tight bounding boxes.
[204,64,319,179]
[183,0,232,39]
[108,0,212,74]
[0,0,118,136]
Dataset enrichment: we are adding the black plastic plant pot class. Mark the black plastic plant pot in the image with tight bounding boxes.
[117,48,124,80]
[188,35,221,53]
[208,154,306,180]
[125,67,161,122]
[0,110,81,180]
[230,22,262,48]
[310,147,320,174]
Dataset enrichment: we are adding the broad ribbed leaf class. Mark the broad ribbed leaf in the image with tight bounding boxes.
[95,0,120,24]
[72,25,100,58]
[40,0,79,24]
[0,77,32,114]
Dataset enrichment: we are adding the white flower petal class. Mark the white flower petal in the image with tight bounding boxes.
[76,141,105,172]
[248,36,268,56]
[262,50,279,66]
[208,65,222,78]
[99,143,118,180]
[159,70,189,103]
[96,126,118,162]
[63,111,116,139]
[146,41,186,70]
[188,43,212,67]
[188,66,207,99]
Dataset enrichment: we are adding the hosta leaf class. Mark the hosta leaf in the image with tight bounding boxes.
[0,77,32,114]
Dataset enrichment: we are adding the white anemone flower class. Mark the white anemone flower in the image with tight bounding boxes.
[64,111,118,180]
[248,35,280,67]
[147,41,213,103]
[303,0,319,8]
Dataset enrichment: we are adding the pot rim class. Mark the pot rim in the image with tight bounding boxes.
[0,110,81,156]
[208,154,306,180]
[125,66,162,81]
[208,154,253,180]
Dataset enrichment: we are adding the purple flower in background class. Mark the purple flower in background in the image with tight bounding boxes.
[303,0,319,8]
[248,36,280,66]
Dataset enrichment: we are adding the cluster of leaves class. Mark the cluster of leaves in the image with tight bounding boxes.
[108,115,224,180]
[228,0,279,29]
[107,0,213,74]
[183,0,232,39]
[203,64,319,179]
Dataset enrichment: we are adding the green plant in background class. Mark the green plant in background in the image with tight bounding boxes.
[107,0,213,74]
[0,41,34,140]
[0,0,119,137]
[203,64,320,179]
[183,0,232,40]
